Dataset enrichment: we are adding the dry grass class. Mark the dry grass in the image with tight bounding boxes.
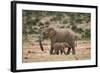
[22,40,91,63]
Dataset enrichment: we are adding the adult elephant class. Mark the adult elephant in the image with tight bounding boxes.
[39,27,77,55]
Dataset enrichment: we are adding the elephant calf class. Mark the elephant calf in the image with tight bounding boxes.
[53,42,69,55]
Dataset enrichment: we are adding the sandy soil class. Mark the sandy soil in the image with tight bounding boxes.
[22,40,91,63]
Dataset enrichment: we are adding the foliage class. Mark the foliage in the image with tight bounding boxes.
[22,10,91,41]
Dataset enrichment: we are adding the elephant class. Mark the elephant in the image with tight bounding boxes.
[52,42,69,55]
[39,27,77,55]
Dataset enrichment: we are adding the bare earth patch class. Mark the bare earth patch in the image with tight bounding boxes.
[22,41,91,63]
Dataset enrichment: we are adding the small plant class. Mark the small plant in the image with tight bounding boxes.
[63,20,68,24]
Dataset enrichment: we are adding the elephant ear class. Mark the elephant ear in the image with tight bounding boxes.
[48,27,56,38]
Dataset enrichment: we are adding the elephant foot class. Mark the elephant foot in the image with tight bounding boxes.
[66,51,70,55]
[50,53,53,55]
[50,52,55,55]
[72,50,76,55]
[66,47,71,55]
[66,53,70,55]
[50,48,54,55]
[72,52,76,55]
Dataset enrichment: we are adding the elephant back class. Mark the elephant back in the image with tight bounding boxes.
[53,29,76,47]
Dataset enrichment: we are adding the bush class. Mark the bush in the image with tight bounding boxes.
[22,10,91,41]
[71,25,77,31]
[63,20,68,24]
[84,29,91,39]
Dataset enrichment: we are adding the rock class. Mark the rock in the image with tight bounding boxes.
[28,50,31,53]
[24,57,28,59]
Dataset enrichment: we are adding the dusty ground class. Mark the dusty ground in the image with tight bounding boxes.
[22,40,91,63]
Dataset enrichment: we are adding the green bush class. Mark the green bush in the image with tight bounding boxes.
[22,10,91,41]
[63,20,68,24]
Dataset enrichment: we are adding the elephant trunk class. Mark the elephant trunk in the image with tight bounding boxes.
[39,35,44,51]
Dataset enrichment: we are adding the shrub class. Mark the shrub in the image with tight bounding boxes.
[63,20,68,24]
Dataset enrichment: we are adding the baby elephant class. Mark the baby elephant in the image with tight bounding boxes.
[53,43,69,55]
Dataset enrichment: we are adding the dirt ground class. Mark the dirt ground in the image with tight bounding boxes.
[22,40,91,63]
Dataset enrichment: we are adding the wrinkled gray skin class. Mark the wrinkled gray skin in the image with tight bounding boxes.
[39,27,76,55]
[52,43,67,55]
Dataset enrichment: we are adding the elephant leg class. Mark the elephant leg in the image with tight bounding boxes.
[53,49,56,55]
[72,47,75,55]
[66,47,71,55]
[57,51,59,55]
[50,48,54,55]
[50,42,55,55]
[62,49,66,55]
[61,50,63,55]
[55,49,59,55]
[63,50,66,55]
[55,49,58,55]
[50,46,54,55]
